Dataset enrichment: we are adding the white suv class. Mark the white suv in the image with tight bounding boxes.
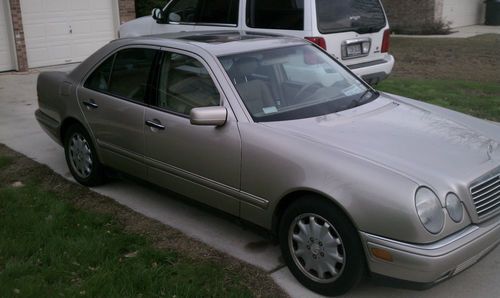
[118,0,394,84]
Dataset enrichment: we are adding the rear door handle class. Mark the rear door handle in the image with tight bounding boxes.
[82,100,98,109]
[145,120,166,130]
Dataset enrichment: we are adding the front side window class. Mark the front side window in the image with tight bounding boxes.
[167,0,199,23]
[154,52,220,116]
[246,0,304,30]
[219,45,377,122]
[167,0,238,25]
[316,0,386,34]
[84,48,157,103]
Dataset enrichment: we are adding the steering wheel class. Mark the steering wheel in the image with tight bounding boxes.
[294,83,323,102]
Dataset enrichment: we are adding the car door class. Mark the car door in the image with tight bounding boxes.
[151,0,197,34]
[77,47,158,177]
[144,50,241,216]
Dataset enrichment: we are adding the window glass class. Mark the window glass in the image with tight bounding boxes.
[219,45,376,122]
[316,0,386,34]
[167,0,238,25]
[155,52,220,115]
[167,0,199,23]
[84,55,114,92]
[198,0,239,24]
[246,0,304,30]
[107,48,157,102]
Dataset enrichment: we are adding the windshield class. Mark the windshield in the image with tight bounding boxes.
[316,0,386,34]
[219,45,377,122]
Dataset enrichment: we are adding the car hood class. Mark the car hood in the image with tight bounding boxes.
[263,95,500,187]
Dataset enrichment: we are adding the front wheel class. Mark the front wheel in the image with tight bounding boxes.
[64,124,106,186]
[279,197,365,296]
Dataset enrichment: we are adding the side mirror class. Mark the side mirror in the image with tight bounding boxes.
[190,106,227,127]
[152,8,164,21]
[168,12,181,23]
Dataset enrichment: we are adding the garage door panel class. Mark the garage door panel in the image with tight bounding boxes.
[91,0,114,10]
[21,0,117,68]
[69,0,90,11]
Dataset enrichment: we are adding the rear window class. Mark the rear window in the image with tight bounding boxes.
[316,0,386,34]
[246,0,304,30]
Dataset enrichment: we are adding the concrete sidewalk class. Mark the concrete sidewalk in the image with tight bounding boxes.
[393,25,500,38]
[1,70,499,298]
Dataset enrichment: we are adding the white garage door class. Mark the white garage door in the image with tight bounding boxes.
[442,0,484,28]
[21,0,117,68]
[0,1,15,71]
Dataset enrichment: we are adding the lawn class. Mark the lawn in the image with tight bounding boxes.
[377,34,500,122]
[0,147,284,297]
[378,79,500,122]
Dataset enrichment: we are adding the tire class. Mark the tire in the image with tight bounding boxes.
[279,197,365,296]
[64,124,106,186]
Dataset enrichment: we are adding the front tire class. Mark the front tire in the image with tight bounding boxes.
[64,124,106,186]
[279,197,365,296]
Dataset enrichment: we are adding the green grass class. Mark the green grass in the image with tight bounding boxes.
[0,156,12,169]
[378,78,500,122]
[0,178,252,297]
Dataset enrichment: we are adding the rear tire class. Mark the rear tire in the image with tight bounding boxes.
[64,124,106,186]
[279,197,365,296]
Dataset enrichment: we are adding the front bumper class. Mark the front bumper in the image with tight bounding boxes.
[361,214,500,284]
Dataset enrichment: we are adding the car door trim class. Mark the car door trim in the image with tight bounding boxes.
[97,140,145,164]
[143,155,269,209]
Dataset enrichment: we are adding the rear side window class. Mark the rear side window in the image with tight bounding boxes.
[167,0,238,25]
[85,48,157,103]
[316,0,386,34]
[84,56,114,92]
[246,0,304,30]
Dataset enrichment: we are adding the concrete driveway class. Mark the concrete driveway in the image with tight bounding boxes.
[1,68,499,298]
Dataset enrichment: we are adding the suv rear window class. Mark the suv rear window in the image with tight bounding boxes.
[316,0,386,34]
[246,0,304,30]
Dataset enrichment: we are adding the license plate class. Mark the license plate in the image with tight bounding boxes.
[346,44,362,57]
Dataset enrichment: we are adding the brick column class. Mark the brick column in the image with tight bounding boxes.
[118,0,136,24]
[9,0,28,71]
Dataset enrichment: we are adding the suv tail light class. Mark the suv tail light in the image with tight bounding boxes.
[381,29,390,53]
[305,37,327,50]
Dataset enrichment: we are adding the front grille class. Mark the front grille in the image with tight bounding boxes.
[470,172,500,218]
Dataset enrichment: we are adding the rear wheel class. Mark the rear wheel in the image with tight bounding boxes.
[64,124,106,186]
[279,197,365,296]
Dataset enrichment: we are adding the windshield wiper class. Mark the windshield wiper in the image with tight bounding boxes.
[344,89,378,110]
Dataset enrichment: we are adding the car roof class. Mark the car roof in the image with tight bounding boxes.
[118,30,308,56]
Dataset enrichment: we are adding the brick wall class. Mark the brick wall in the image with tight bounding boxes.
[8,0,28,72]
[118,0,136,24]
[381,0,437,31]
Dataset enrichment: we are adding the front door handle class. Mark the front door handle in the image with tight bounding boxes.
[82,100,98,109]
[145,120,166,130]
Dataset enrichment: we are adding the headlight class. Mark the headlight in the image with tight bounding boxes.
[415,187,444,234]
[446,193,463,222]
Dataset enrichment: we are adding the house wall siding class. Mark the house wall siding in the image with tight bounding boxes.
[382,0,485,31]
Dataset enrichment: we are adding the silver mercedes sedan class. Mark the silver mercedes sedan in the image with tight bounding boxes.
[36,31,500,296]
